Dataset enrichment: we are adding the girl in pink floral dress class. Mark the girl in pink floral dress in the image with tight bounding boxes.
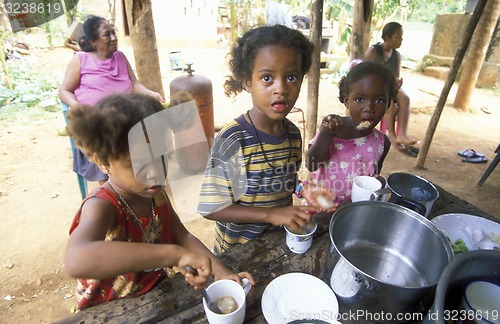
[305,62,398,204]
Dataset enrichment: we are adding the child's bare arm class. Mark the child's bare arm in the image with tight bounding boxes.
[305,114,343,171]
[377,135,391,173]
[169,202,256,287]
[169,204,234,280]
[64,197,211,289]
[204,203,317,230]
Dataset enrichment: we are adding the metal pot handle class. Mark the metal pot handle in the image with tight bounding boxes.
[370,188,392,201]
[394,196,427,216]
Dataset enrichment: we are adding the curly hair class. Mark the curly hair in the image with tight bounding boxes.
[66,93,164,165]
[223,24,314,97]
[338,61,398,104]
[78,15,114,52]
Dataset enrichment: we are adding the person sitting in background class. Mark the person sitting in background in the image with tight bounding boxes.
[59,15,163,187]
[364,21,419,157]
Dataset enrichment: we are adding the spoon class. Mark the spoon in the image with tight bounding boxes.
[184,265,222,314]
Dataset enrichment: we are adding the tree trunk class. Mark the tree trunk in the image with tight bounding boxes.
[415,0,487,170]
[349,0,373,61]
[228,2,238,48]
[0,1,12,33]
[123,0,165,98]
[453,0,500,111]
[305,0,323,146]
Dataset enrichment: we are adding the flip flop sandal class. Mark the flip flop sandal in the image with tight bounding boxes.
[458,149,485,158]
[396,139,418,146]
[481,107,492,114]
[408,146,420,155]
[398,146,418,157]
[462,156,488,163]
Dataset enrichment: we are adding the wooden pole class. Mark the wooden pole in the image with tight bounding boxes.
[415,0,487,169]
[305,0,323,146]
[349,0,373,61]
[453,0,500,111]
[0,1,13,32]
[124,0,165,98]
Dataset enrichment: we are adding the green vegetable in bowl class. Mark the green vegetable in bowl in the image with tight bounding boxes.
[448,237,469,254]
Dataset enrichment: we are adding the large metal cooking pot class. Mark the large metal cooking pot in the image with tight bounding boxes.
[325,201,453,323]
[372,173,439,218]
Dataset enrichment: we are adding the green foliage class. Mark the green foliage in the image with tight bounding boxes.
[281,0,310,13]
[408,0,466,23]
[325,0,353,21]
[0,58,61,121]
[417,57,436,72]
[340,27,351,47]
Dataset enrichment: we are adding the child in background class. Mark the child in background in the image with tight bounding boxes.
[64,93,254,310]
[305,61,397,205]
[197,25,334,255]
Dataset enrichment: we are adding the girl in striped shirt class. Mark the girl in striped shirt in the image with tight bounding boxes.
[197,25,335,254]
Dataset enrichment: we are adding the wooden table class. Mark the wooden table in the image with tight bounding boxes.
[56,185,498,324]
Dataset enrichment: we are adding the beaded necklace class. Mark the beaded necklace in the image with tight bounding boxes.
[108,180,158,244]
[246,110,293,169]
[107,181,177,278]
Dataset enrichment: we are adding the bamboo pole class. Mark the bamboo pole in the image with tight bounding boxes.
[415,0,487,169]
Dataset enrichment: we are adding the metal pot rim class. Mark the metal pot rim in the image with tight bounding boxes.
[329,201,454,289]
[387,172,440,201]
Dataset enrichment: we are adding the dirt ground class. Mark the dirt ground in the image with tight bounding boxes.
[0,46,499,323]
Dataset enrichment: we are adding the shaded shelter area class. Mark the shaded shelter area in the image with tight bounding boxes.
[120,0,495,171]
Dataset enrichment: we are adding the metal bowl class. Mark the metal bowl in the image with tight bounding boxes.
[387,172,439,218]
[325,201,454,323]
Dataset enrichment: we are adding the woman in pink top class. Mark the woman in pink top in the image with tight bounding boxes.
[59,15,163,186]
[305,62,397,205]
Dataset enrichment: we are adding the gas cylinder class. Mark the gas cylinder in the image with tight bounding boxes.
[169,63,214,174]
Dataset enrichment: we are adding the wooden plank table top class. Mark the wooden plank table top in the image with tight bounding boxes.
[55,185,498,324]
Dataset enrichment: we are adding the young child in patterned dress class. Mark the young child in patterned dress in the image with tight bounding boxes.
[305,61,397,205]
[64,93,254,310]
[197,25,334,255]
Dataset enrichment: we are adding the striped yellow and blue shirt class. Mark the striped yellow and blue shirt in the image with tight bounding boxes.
[197,114,302,254]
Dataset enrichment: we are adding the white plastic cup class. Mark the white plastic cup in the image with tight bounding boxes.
[351,175,382,202]
[203,278,251,324]
[462,280,500,324]
[285,222,318,254]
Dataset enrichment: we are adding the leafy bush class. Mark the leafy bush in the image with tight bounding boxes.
[409,0,466,23]
[417,57,437,72]
[0,57,61,121]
